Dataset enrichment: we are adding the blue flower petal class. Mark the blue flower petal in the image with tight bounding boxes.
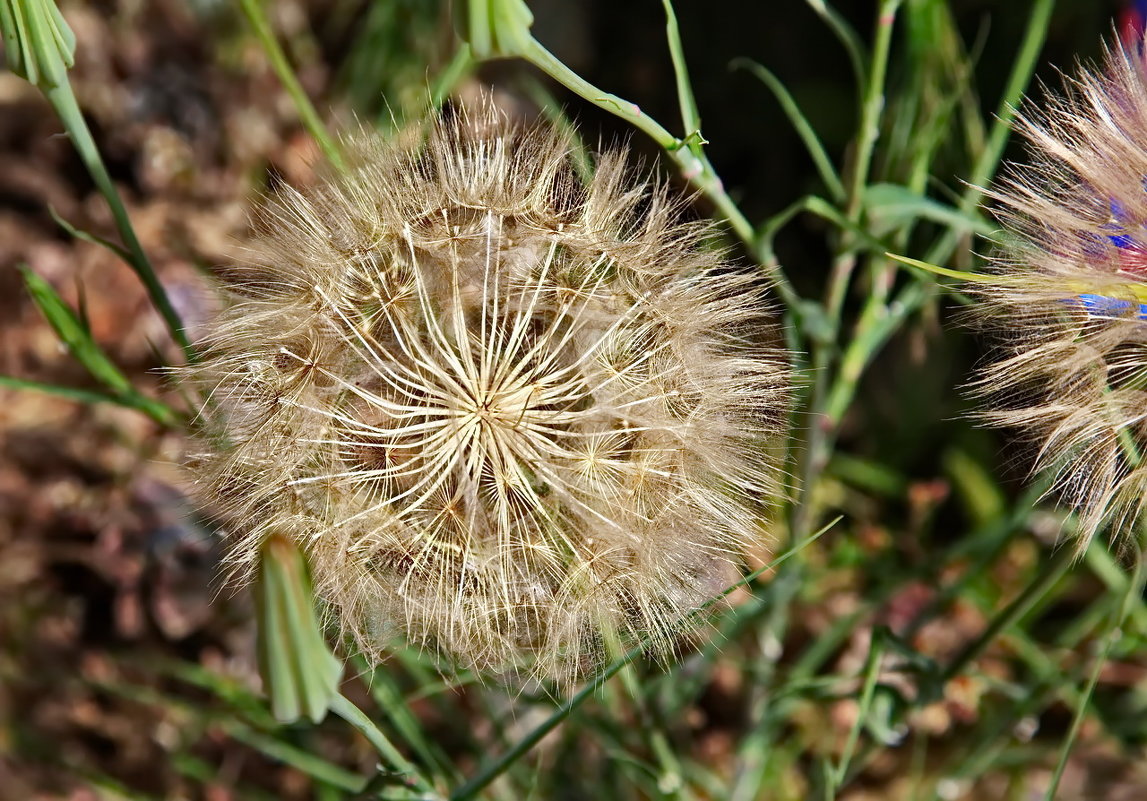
[1070,293,1147,320]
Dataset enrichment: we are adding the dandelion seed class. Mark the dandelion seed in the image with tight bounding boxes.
[187,100,791,680]
[972,39,1147,552]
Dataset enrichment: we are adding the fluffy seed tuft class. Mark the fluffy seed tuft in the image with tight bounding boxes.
[187,102,790,680]
[972,42,1147,553]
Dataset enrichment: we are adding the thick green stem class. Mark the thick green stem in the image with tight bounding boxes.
[809,0,1055,486]
[790,0,901,540]
[514,36,803,306]
[520,38,751,236]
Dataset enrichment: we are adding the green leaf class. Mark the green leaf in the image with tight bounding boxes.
[328,694,439,794]
[832,627,886,789]
[83,660,366,797]
[430,43,475,113]
[0,0,75,89]
[826,452,907,498]
[49,205,131,263]
[236,0,343,170]
[863,182,994,237]
[760,195,887,257]
[885,252,991,283]
[795,299,834,346]
[944,447,1006,528]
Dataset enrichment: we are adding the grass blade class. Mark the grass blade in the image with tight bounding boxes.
[17,267,180,425]
[48,205,131,262]
[223,724,366,793]
[237,0,343,169]
[0,374,126,407]
[940,544,1075,686]
[804,0,866,94]
[21,265,133,395]
[1045,557,1144,800]
[734,58,845,203]
[832,629,886,790]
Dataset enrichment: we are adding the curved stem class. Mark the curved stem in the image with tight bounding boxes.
[45,82,193,362]
[330,694,440,798]
[238,0,344,170]
[517,37,798,303]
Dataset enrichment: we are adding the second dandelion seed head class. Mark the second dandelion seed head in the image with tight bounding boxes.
[974,41,1147,552]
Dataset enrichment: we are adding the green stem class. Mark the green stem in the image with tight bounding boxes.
[661,0,700,137]
[814,0,1054,446]
[823,0,901,325]
[516,37,799,305]
[520,38,676,157]
[328,694,438,797]
[844,0,900,221]
[44,81,193,362]
[452,524,832,801]
[525,35,738,234]
[789,0,901,541]
[450,649,635,801]
[237,0,343,170]
[431,43,475,111]
[933,0,1055,260]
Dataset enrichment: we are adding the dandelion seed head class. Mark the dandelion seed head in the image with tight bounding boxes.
[187,101,790,680]
[973,41,1147,553]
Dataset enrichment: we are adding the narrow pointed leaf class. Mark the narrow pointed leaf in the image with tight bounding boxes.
[21,265,132,395]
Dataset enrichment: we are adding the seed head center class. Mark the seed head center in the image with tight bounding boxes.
[470,381,536,428]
